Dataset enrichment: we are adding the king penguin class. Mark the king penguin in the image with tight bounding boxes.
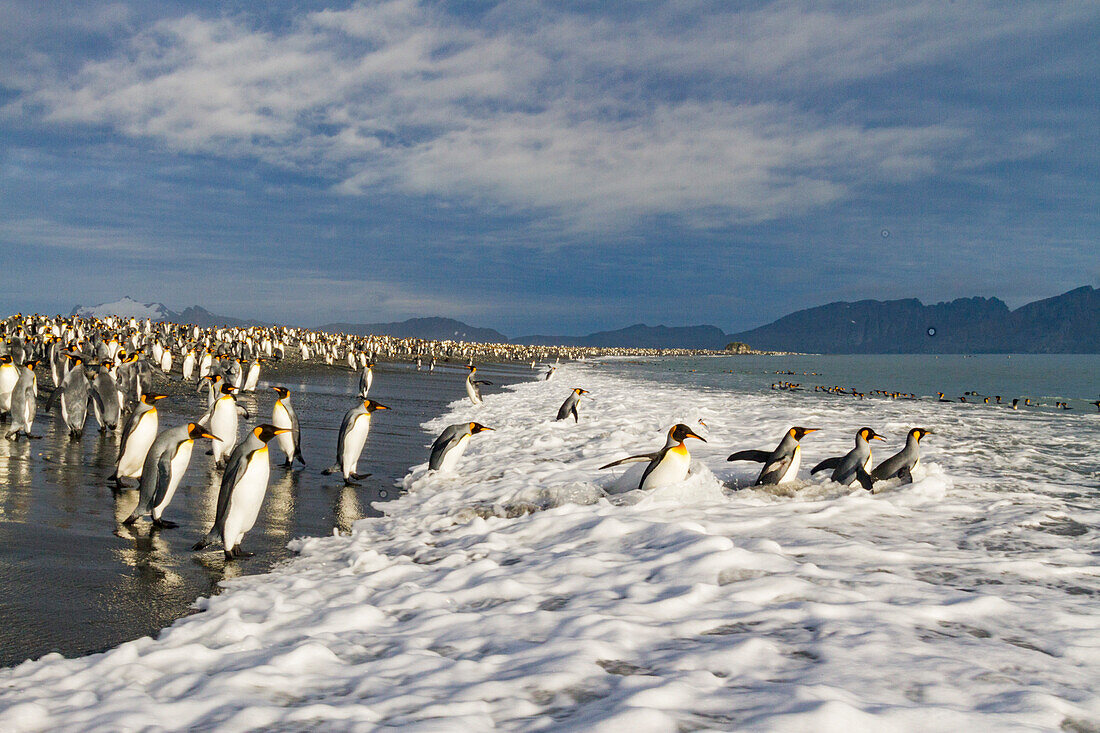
[0,355,18,417]
[727,426,819,485]
[428,422,493,472]
[465,365,492,405]
[192,424,289,560]
[44,354,91,437]
[110,392,166,488]
[90,364,122,431]
[124,422,216,528]
[870,427,932,483]
[358,362,374,398]
[4,360,39,440]
[322,399,389,485]
[271,386,305,467]
[555,388,589,423]
[202,383,248,468]
[599,423,707,490]
[810,427,884,488]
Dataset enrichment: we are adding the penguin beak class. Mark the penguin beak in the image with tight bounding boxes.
[274,428,291,436]
[200,431,216,440]
[871,432,885,441]
[687,431,706,442]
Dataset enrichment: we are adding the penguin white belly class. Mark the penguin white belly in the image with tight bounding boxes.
[160,353,172,373]
[641,446,691,490]
[210,399,238,463]
[222,449,270,548]
[244,365,260,391]
[341,414,371,478]
[182,355,195,380]
[0,366,16,411]
[119,412,158,478]
[153,441,194,519]
[273,402,295,457]
[60,397,69,427]
[439,434,470,473]
[465,378,482,405]
[777,446,801,484]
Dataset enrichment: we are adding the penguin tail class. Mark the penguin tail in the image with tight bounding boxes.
[295,450,307,466]
[321,465,340,476]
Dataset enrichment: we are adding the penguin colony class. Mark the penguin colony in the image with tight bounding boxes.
[1,312,1095,561]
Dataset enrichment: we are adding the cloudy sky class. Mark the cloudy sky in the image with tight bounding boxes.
[1,0,1096,335]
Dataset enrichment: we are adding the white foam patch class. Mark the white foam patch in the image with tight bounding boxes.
[1,362,1099,731]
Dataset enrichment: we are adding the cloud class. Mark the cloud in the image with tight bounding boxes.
[15,0,1085,233]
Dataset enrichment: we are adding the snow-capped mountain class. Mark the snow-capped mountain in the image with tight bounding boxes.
[70,296,175,321]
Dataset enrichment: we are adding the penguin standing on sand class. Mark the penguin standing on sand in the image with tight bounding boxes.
[322,399,389,485]
[90,365,122,431]
[0,355,17,416]
[429,422,493,472]
[599,423,707,490]
[810,427,884,488]
[555,388,589,423]
[192,424,289,560]
[4,360,39,440]
[202,383,248,468]
[727,427,819,485]
[110,393,166,488]
[465,366,492,405]
[870,427,932,483]
[44,355,91,437]
[124,422,216,528]
[271,386,305,467]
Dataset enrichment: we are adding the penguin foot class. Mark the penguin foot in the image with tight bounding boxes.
[344,478,361,487]
[232,546,254,558]
[351,472,371,480]
[122,514,139,526]
[281,460,293,468]
[223,550,235,562]
[152,518,179,529]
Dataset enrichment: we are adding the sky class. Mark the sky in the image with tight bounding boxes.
[1,1,1097,336]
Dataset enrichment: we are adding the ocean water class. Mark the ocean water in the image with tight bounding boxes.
[0,355,1098,731]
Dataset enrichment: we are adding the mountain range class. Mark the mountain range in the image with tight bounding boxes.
[70,286,1099,353]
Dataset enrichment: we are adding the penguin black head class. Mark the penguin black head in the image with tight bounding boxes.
[142,393,167,404]
[0,355,10,364]
[468,422,493,434]
[467,365,477,372]
[253,423,291,443]
[367,362,375,369]
[789,427,819,440]
[670,423,706,443]
[271,386,289,398]
[24,359,40,369]
[858,427,885,442]
[574,388,589,395]
[187,423,217,440]
[364,400,389,413]
[910,427,933,441]
[220,384,238,395]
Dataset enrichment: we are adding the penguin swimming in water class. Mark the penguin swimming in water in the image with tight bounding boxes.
[44,354,91,437]
[810,427,884,488]
[555,388,589,423]
[727,426,819,485]
[123,422,216,528]
[192,424,289,560]
[870,427,932,483]
[110,392,166,488]
[599,423,707,491]
[428,422,494,472]
[271,386,305,467]
[465,366,492,405]
[322,399,389,485]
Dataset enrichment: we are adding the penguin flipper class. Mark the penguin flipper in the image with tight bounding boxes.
[599,453,657,470]
[810,456,841,474]
[149,452,174,512]
[726,449,770,463]
[854,464,876,491]
[44,385,63,413]
[474,380,493,386]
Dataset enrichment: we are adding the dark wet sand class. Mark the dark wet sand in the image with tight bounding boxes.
[0,359,532,668]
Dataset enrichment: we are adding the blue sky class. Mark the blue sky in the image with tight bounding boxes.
[1,0,1097,335]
